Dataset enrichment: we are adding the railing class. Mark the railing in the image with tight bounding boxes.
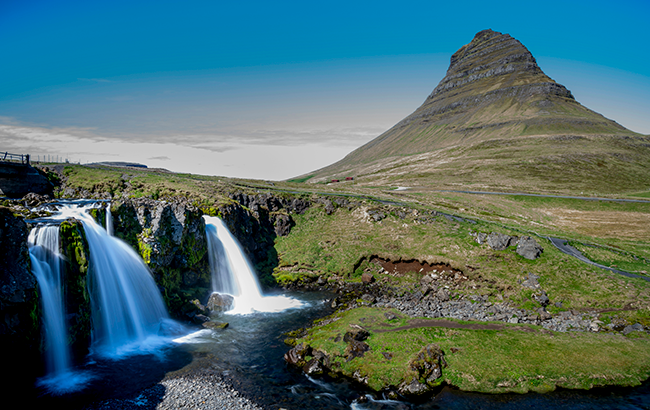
[0,152,30,165]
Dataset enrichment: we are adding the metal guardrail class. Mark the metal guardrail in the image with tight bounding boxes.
[0,152,30,165]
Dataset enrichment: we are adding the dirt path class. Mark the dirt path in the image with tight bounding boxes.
[373,318,544,334]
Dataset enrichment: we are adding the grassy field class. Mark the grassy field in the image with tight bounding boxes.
[296,307,650,393]
[49,163,650,392]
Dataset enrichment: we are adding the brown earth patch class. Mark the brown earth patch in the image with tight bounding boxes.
[357,255,462,276]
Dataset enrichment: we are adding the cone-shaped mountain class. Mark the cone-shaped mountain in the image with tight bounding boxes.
[302,30,649,194]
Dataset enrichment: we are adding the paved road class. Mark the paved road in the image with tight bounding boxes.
[549,237,650,282]
[438,190,650,203]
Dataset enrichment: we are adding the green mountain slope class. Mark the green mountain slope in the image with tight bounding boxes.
[302,30,650,195]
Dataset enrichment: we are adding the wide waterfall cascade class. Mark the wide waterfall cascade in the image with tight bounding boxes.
[203,216,303,314]
[53,204,172,358]
[28,225,91,393]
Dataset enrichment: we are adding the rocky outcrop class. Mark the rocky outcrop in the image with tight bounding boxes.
[59,219,92,360]
[398,344,446,396]
[0,207,40,382]
[471,231,543,260]
[110,198,210,316]
[0,163,53,198]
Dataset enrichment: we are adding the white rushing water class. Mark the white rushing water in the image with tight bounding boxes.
[28,224,91,393]
[55,204,171,358]
[106,203,114,236]
[203,215,303,314]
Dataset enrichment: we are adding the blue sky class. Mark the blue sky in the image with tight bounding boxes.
[1,0,649,179]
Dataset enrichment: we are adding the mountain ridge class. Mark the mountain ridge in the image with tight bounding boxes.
[300,30,648,195]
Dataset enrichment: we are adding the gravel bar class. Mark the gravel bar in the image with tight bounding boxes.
[85,370,264,410]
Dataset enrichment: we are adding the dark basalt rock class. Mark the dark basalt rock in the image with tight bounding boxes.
[284,342,312,367]
[343,324,370,342]
[344,339,370,360]
[0,207,40,383]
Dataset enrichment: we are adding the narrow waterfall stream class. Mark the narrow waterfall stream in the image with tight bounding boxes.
[203,215,303,314]
[28,225,92,393]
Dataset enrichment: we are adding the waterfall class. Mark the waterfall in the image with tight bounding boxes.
[28,225,90,393]
[28,225,70,376]
[106,203,114,236]
[203,215,303,314]
[55,204,171,357]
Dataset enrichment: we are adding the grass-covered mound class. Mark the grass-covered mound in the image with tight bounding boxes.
[292,307,650,394]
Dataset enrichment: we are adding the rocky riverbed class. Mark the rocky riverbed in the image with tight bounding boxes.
[84,369,263,410]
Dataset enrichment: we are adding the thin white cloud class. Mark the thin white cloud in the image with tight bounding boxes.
[0,119,373,179]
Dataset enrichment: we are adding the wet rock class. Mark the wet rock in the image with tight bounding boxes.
[517,236,544,259]
[193,314,211,324]
[207,292,234,312]
[303,357,325,375]
[284,342,312,367]
[202,321,229,329]
[400,378,429,395]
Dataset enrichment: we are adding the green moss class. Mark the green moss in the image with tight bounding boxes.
[59,219,92,355]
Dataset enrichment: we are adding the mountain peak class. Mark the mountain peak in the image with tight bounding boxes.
[301,30,647,194]
[429,29,572,103]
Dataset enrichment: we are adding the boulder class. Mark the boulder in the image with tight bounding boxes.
[622,323,644,335]
[284,342,312,367]
[517,236,544,259]
[207,292,234,312]
[361,272,375,284]
[487,233,518,250]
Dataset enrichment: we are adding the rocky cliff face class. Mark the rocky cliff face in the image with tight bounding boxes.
[0,207,40,382]
[110,198,210,315]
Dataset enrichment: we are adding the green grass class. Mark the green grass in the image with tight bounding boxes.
[298,307,650,393]
[274,201,650,313]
